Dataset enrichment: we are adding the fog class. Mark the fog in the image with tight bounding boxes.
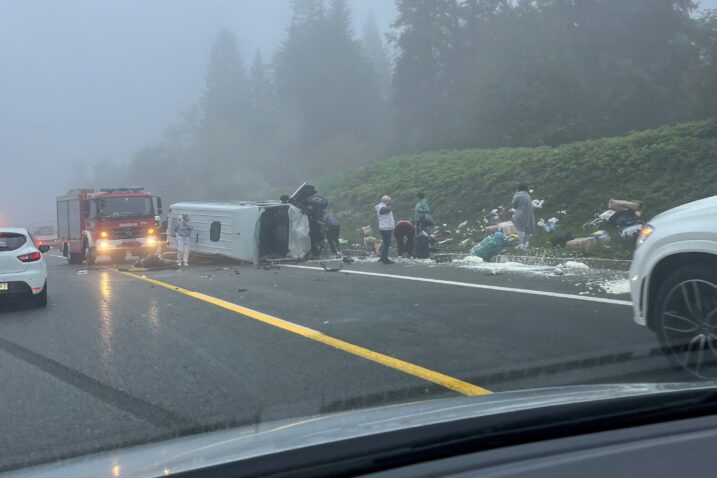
[2,0,716,228]
[0,0,397,226]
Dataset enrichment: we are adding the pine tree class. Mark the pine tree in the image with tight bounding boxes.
[391,0,458,152]
[362,12,392,99]
[274,0,388,176]
[201,28,250,129]
[197,29,258,199]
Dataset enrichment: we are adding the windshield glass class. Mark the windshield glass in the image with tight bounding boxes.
[96,197,152,218]
[2,0,717,474]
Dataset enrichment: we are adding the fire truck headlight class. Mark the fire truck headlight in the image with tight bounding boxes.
[100,231,108,238]
[146,237,156,247]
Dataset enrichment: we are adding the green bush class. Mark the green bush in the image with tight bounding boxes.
[316,119,717,257]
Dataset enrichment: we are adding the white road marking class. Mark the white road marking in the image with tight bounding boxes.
[284,265,633,307]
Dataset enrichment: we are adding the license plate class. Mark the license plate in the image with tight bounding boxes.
[122,241,140,247]
[0,283,8,291]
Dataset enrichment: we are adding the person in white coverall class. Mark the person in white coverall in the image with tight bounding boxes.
[172,214,193,266]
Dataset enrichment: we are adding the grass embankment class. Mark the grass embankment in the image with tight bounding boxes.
[315,120,717,259]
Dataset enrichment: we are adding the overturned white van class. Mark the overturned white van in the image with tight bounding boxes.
[166,201,311,264]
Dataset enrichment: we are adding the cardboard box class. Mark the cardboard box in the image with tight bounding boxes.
[609,199,643,212]
[566,236,598,252]
[497,221,517,235]
[484,225,500,235]
[357,225,373,236]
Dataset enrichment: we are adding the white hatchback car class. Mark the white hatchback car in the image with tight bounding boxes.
[0,227,49,307]
[630,195,717,379]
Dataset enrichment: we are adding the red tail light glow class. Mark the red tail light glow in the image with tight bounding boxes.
[17,252,42,263]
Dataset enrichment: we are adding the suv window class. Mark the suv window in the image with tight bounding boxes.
[0,232,27,251]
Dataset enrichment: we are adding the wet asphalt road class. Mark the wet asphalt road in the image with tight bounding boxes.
[0,253,687,472]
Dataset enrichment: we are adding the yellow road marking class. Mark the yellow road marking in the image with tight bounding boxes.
[119,271,492,396]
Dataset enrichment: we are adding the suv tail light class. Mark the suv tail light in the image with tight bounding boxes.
[17,252,42,263]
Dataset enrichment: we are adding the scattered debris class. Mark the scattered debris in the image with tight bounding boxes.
[433,254,453,264]
[357,225,373,236]
[237,288,248,293]
[319,262,343,272]
[566,237,598,252]
[470,232,505,261]
[562,261,590,270]
[595,279,630,295]
[342,256,355,264]
[551,232,573,248]
[76,270,88,275]
[200,274,214,280]
[619,224,643,240]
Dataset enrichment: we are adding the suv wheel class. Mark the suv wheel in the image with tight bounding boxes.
[33,282,47,308]
[655,264,717,379]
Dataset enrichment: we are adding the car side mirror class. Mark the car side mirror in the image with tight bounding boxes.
[39,245,50,253]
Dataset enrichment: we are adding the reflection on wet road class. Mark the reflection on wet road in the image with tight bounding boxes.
[0,254,689,472]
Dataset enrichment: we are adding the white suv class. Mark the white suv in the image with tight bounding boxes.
[630,195,717,379]
[0,227,49,307]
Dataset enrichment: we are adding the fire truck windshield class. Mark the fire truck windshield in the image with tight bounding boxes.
[96,196,153,218]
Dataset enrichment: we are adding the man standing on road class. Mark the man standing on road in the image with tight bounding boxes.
[375,195,395,264]
[173,214,193,266]
[512,183,535,250]
[326,211,341,255]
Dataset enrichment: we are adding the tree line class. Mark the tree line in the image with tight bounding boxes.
[90,0,717,205]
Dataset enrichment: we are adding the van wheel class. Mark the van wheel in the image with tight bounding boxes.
[655,265,717,379]
[83,241,96,265]
[33,283,48,308]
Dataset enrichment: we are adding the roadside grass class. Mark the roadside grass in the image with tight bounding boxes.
[314,119,717,259]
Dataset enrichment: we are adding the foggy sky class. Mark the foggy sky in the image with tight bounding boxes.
[1,0,716,226]
[0,0,397,225]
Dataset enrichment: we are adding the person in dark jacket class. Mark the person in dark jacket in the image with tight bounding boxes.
[326,211,341,255]
[394,219,415,257]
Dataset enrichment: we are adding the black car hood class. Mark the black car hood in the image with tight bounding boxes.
[11,382,717,478]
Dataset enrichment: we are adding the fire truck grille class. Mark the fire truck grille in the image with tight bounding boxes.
[110,227,140,240]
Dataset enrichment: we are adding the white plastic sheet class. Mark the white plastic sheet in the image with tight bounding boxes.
[287,205,311,259]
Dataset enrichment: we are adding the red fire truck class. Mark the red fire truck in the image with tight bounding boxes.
[57,188,162,264]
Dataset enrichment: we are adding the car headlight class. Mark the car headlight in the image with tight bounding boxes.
[636,225,654,248]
